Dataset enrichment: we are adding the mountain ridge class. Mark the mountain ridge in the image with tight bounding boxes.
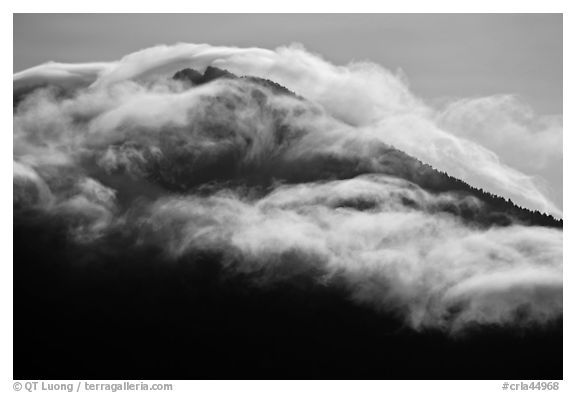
[170,66,562,228]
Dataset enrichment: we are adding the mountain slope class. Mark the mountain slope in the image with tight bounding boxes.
[171,66,561,228]
[13,65,563,380]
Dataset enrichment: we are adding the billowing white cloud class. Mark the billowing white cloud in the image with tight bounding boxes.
[13,43,563,332]
[13,43,562,215]
[437,95,563,208]
[140,177,562,332]
[14,61,111,94]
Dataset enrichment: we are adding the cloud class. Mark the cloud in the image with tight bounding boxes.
[437,95,563,208]
[138,177,562,331]
[13,161,53,208]
[14,43,561,215]
[13,43,563,333]
[13,61,111,96]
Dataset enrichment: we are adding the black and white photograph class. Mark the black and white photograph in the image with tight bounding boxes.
[10,10,569,385]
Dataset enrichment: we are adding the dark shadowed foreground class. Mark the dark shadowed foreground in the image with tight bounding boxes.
[14,213,562,379]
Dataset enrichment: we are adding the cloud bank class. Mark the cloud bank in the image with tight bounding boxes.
[14,43,562,215]
[13,43,562,332]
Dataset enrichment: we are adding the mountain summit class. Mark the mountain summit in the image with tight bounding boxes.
[169,66,561,228]
[173,66,237,85]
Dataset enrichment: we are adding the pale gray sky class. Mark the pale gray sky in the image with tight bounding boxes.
[13,14,562,114]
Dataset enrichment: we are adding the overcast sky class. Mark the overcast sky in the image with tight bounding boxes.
[13,14,562,114]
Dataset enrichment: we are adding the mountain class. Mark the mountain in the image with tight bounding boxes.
[174,66,298,96]
[173,65,236,85]
[13,65,563,380]
[170,66,561,228]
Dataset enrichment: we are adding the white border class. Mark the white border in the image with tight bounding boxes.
[4,3,572,392]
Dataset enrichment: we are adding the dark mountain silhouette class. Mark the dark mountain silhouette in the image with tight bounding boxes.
[170,66,561,228]
[173,66,298,96]
[173,65,236,85]
[13,65,563,380]
[172,67,204,84]
[13,210,562,380]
